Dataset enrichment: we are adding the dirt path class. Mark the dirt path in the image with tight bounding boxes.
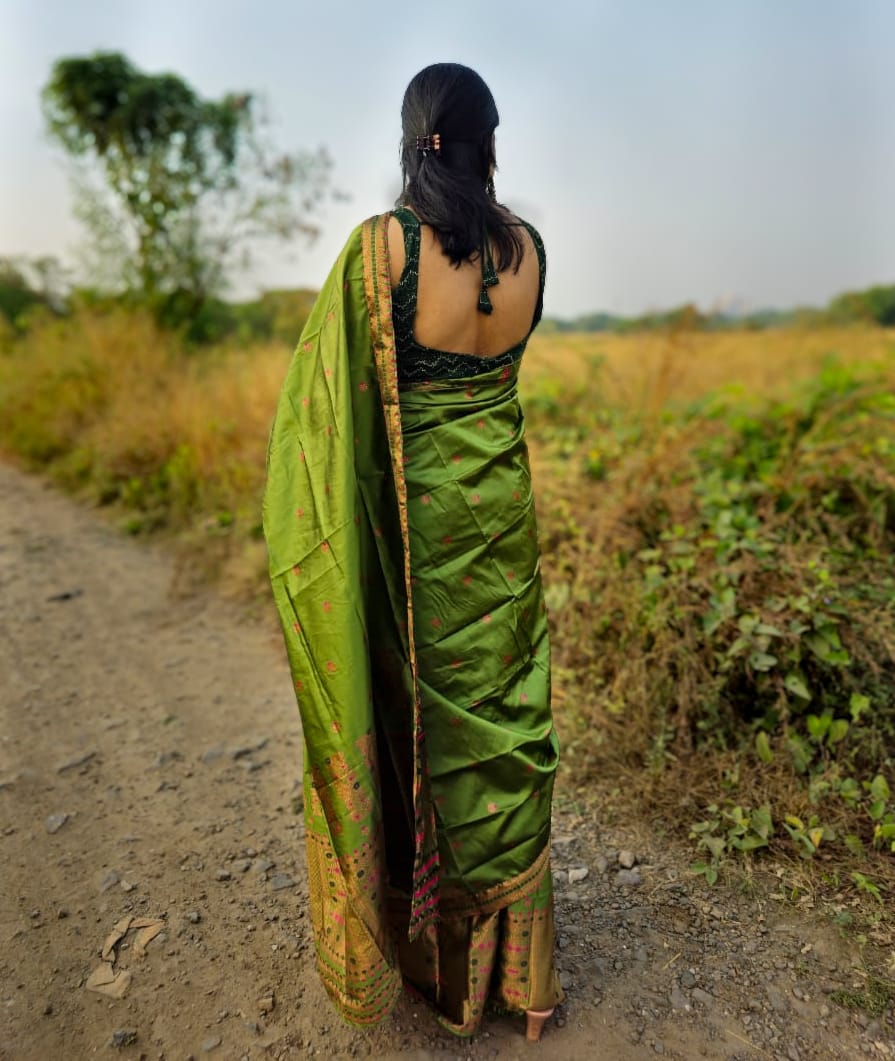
[0,463,892,1060]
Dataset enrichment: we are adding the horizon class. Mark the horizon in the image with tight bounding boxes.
[2,1,894,318]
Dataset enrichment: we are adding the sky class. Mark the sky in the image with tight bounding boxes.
[1,0,893,318]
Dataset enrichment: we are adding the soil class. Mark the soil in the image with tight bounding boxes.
[1,461,893,1061]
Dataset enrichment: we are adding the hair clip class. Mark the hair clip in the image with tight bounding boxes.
[416,133,441,156]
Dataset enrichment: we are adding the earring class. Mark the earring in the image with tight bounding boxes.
[486,176,496,201]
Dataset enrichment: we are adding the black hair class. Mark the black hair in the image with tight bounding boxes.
[397,63,525,272]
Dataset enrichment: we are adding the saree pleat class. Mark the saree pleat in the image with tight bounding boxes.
[264,214,561,1035]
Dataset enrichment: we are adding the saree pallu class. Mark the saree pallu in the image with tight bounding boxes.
[263,214,561,1035]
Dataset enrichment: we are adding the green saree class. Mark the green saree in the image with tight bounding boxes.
[263,214,561,1035]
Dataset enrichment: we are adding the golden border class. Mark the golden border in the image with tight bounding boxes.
[361,214,439,940]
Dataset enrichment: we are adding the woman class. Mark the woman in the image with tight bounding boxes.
[263,63,561,1042]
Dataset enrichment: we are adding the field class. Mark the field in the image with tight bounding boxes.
[1,311,893,900]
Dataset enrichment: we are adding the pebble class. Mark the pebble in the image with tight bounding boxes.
[255,859,275,874]
[552,869,569,886]
[615,868,642,887]
[200,748,225,764]
[692,988,714,1006]
[233,859,252,874]
[99,870,120,892]
[669,987,690,1011]
[568,866,589,883]
[270,873,296,891]
[185,911,201,924]
[594,854,609,874]
[618,850,637,869]
[215,869,232,882]
[45,813,69,834]
[680,970,697,989]
[201,1035,222,1052]
[110,1029,138,1048]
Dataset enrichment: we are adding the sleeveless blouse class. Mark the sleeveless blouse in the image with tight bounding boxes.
[391,207,547,385]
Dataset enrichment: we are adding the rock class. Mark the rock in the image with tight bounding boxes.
[765,985,788,1015]
[232,859,252,874]
[568,866,589,883]
[200,747,225,764]
[56,750,96,773]
[270,873,296,892]
[652,1041,664,1055]
[669,987,690,1011]
[45,813,69,834]
[594,854,609,874]
[257,993,275,1015]
[201,1035,222,1052]
[185,911,201,924]
[215,869,232,882]
[119,879,136,893]
[99,870,120,893]
[618,850,637,869]
[255,859,275,874]
[552,869,569,886]
[110,1029,138,1048]
[692,988,714,1006]
[680,970,697,989]
[232,737,269,760]
[615,868,642,887]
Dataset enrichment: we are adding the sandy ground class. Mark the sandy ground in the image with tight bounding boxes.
[1,462,893,1060]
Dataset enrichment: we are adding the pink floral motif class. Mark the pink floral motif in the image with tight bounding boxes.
[443,535,453,545]
[322,600,332,612]
[462,575,472,585]
[303,341,313,352]
[359,381,369,392]
[451,454,461,464]
[449,717,462,727]
[294,679,304,691]
[325,367,332,377]
[520,692,529,703]
[450,659,462,668]
[482,614,492,623]
[421,494,431,505]
[326,660,337,674]
[292,565,301,576]
[471,493,480,505]
[500,366,511,382]
[476,419,486,429]
[292,621,301,634]
[321,542,329,552]
[301,397,310,407]
[487,801,498,813]
[506,569,515,580]
[295,508,304,518]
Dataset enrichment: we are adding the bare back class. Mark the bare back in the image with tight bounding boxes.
[387,211,543,359]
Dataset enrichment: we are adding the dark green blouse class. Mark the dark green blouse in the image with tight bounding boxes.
[391,207,546,385]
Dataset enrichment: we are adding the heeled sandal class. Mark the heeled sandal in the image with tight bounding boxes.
[525,1007,555,1043]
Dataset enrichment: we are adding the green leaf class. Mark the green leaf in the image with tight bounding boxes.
[784,670,812,700]
[848,693,871,723]
[731,834,769,852]
[806,713,830,741]
[751,804,774,841]
[749,651,778,672]
[869,801,886,822]
[755,731,774,764]
[870,775,891,802]
[755,622,783,637]
[827,719,849,745]
[843,834,864,855]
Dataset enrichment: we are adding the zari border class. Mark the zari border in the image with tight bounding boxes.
[361,214,440,941]
[437,841,552,920]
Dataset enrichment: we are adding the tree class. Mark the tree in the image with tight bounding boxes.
[42,52,330,317]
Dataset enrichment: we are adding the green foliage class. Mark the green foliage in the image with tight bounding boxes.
[42,51,330,318]
[531,351,895,896]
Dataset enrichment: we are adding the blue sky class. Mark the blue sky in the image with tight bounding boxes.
[1,0,893,317]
